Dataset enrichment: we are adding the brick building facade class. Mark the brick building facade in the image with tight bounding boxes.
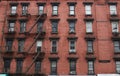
[0,0,120,76]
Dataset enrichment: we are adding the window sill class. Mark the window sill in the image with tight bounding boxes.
[69,32,76,34]
[69,52,76,54]
[68,14,76,17]
[110,14,118,17]
[114,52,120,54]
[50,52,58,54]
[86,32,93,34]
[51,32,58,34]
[85,14,92,17]
[87,52,94,55]
[52,14,59,16]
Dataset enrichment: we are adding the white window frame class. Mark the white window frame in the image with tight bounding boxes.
[116,61,120,73]
[69,5,75,15]
[36,40,42,52]
[85,5,92,15]
[110,5,117,15]
[86,21,93,33]
[39,5,44,15]
[22,5,28,15]
[52,5,58,15]
[69,40,76,53]
[11,6,17,14]
[111,21,119,33]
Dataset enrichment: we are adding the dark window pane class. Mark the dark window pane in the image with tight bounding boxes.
[52,40,57,53]
[9,22,15,32]
[52,21,58,33]
[16,60,23,73]
[18,40,24,52]
[70,60,76,75]
[87,41,93,53]
[22,6,27,15]
[37,22,43,32]
[20,22,26,33]
[69,22,75,33]
[35,61,41,73]
[114,41,120,52]
[4,59,11,72]
[6,40,13,51]
[51,61,57,75]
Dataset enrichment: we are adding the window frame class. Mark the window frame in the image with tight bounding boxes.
[110,4,117,15]
[111,21,119,33]
[36,40,42,52]
[114,41,120,53]
[6,39,13,52]
[4,59,11,73]
[18,39,25,52]
[22,5,28,15]
[51,21,58,33]
[87,41,93,53]
[11,5,17,15]
[52,5,58,16]
[51,40,57,53]
[69,21,75,33]
[69,5,75,16]
[20,21,26,33]
[8,21,15,32]
[35,61,41,73]
[85,4,92,15]
[38,5,44,15]
[16,60,23,73]
[88,60,94,74]
[50,60,57,75]
[69,60,76,75]
[116,61,120,73]
[86,21,93,33]
[37,21,43,32]
[69,40,76,53]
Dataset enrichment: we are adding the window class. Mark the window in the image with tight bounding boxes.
[51,60,57,75]
[35,61,41,73]
[37,21,43,32]
[16,60,23,73]
[38,5,44,15]
[51,21,58,33]
[36,40,42,52]
[69,5,75,16]
[4,59,11,73]
[8,21,15,32]
[11,6,17,15]
[69,40,75,53]
[69,60,76,75]
[110,5,117,15]
[88,61,94,74]
[111,21,119,33]
[20,21,26,33]
[114,41,120,53]
[69,21,75,33]
[116,61,120,73]
[6,40,13,52]
[22,5,28,15]
[51,40,57,53]
[85,5,92,15]
[52,5,58,15]
[87,41,93,53]
[86,21,93,33]
[18,40,24,52]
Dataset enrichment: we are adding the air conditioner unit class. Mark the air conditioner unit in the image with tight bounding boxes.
[8,28,14,32]
[111,11,117,15]
[70,71,76,75]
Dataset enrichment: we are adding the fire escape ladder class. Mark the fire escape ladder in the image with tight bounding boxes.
[24,14,46,75]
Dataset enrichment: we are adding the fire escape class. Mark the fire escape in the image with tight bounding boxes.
[0,1,47,76]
